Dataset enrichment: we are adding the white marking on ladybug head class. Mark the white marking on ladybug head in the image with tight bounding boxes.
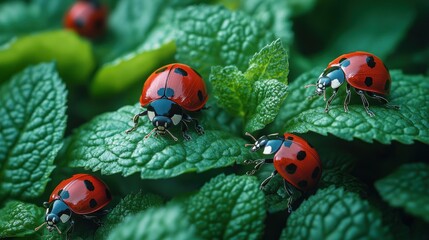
[263,146,272,154]
[148,111,155,121]
[331,78,341,89]
[171,114,182,125]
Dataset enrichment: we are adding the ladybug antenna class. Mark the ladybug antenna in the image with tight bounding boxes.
[54,225,62,234]
[164,129,178,141]
[245,132,257,142]
[304,84,316,88]
[244,143,254,147]
[34,222,47,232]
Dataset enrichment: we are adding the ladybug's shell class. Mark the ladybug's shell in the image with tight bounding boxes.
[273,134,321,192]
[327,51,391,95]
[49,174,111,214]
[64,1,107,38]
[140,63,208,111]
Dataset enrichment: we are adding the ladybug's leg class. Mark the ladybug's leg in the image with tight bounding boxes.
[260,170,278,189]
[325,89,338,113]
[125,110,147,133]
[65,220,74,240]
[284,181,302,213]
[183,113,204,135]
[244,159,273,175]
[366,92,400,110]
[356,90,375,117]
[180,120,192,141]
[343,84,352,112]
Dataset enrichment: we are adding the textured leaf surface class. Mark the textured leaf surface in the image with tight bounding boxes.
[0,201,44,238]
[107,204,200,240]
[66,104,253,178]
[271,69,429,144]
[281,186,392,240]
[375,163,429,223]
[0,63,67,201]
[210,39,288,132]
[175,5,275,77]
[0,30,95,84]
[96,191,163,239]
[186,174,265,239]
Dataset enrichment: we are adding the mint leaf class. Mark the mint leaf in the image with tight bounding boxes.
[272,69,429,144]
[185,174,265,239]
[0,201,44,238]
[96,191,163,239]
[107,204,201,240]
[375,163,429,223]
[65,104,253,178]
[321,169,367,195]
[0,30,95,85]
[175,5,275,77]
[282,186,392,239]
[210,39,289,132]
[0,63,67,201]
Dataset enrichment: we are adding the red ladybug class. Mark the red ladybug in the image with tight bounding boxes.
[35,174,111,235]
[64,0,108,38]
[306,51,399,117]
[245,132,321,212]
[126,63,208,141]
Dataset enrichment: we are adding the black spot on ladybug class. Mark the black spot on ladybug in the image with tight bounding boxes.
[106,188,112,200]
[287,136,294,140]
[174,68,188,76]
[155,67,168,74]
[74,18,85,28]
[384,79,391,91]
[197,90,204,102]
[339,58,350,67]
[285,163,297,174]
[165,88,174,98]
[312,167,320,179]
[365,77,373,87]
[59,189,70,199]
[366,56,376,68]
[283,140,293,148]
[84,180,95,191]
[89,199,97,208]
[297,151,306,160]
[298,180,308,189]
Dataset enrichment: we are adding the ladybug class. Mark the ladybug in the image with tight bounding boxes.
[244,132,321,212]
[306,51,399,117]
[35,174,111,235]
[125,63,208,141]
[64,0,108,38]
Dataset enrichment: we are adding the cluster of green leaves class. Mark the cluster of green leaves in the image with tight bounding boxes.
[0,0,428,239]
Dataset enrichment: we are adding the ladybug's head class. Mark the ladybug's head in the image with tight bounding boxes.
[245,132,283,155]
[305,66,346,97]
[35,200,71,234]
[146,99,183,141]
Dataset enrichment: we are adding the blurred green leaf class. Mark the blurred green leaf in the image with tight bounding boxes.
[175,5,275,77]
[272,68,429,144]
[375,163,429,223]
[0,63,67,201]
[65,104,254,178]
[107,204,200,240]
[210,39,289,132]
[0,30,95,85]
[281,186,392,239]
[321,169,367,195]
[185,174,266,239]
[0,201,44,238]
[96,191,164,239]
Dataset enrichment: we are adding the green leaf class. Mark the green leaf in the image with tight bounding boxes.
[0,30,95,85]
[185,174,265,239]
[375,163,429,223]
[321,169,367,195]
[0,63,67,201]
[96,191,164,239]
[210,39,289,132]
[0,201,44,238]
[281,186,392,240]
[175,5,275,77]
[271,68,429,144]
[65,104,253,178]
[107,204,201,240]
